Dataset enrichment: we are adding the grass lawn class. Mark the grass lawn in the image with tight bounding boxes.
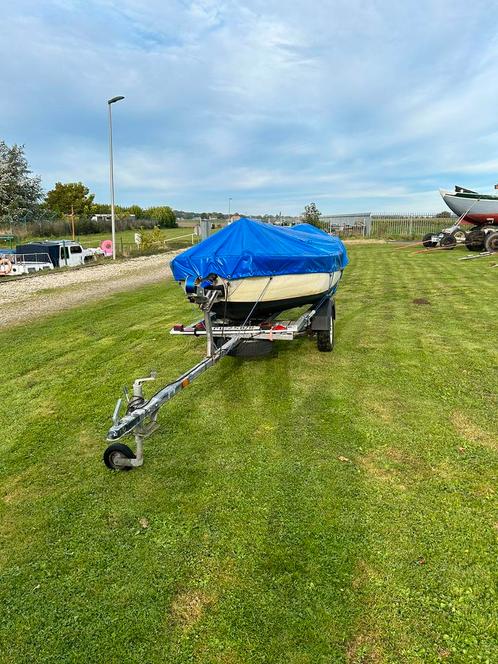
[0,245,497,663]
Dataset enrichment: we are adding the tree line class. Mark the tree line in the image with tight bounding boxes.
[0,138,372,237]
[0,140,178,230]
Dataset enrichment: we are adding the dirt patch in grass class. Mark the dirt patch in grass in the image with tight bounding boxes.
[412,298,431,305]
[452,411,496,451]
[363,399,393,423]
[346,631,383,663]
[360,447,426,488]
[170,590,215,629]
[352,560,380,590]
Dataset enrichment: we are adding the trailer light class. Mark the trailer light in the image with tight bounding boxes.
[272,324,287,331]
[259,322,272,330]
[173,324,184,332]
[195,322,205,330]
[181,378,190,388]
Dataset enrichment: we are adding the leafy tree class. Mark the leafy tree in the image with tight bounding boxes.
[0,141,43,223]
[126,204,143,218]
[145,206,177,228]
[45,182,95,217]
[436,211,451,218]
[91,203,111,214]
[302,202,322,227]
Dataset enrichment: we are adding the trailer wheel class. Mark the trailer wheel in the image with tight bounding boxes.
[422,233,436,248]
[317,318,334,352]
[465,229,485,251]
[103,443,135,470]
[452,229,466,243]
[440,233,456,249]
[485,231,498,253]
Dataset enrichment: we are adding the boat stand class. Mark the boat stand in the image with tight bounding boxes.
[103,285,336,470]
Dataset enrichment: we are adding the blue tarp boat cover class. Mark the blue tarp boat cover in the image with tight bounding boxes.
[171,217,348,281]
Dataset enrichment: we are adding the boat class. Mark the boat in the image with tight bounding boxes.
[439,186,498,225]
[171,217,349,321]
[439,187,498,251]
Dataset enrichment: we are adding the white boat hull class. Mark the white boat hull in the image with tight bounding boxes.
[440,190,498,224]
[211,271,343,320]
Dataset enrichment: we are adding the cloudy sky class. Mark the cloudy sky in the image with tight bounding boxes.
[2,0,498,214]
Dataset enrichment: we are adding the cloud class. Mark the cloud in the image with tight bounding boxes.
[2,0,498,214]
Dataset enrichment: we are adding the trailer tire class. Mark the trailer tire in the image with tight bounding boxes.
[103,443,135,470]
[465,229,485,251]
[422,233,436,248]
[317,319,334,352]
[485,231,498,253]
[439,234,456,249]
[452,229,466,243]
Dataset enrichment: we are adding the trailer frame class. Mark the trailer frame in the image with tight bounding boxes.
[103,284,337,470]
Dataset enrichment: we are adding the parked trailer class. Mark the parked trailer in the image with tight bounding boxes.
[103,284,336,470]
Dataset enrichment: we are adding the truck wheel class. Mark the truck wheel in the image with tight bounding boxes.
[452,229,466,243]
[485,231,498,253]
[317,319,334,352]
[422,233,436,248]
[440,234,457,249]
[103,443,135,470]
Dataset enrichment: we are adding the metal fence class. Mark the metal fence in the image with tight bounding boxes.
[315,213,455,239]
[370,215,453,239]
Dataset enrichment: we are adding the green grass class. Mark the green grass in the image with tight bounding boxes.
[0,245,497,663]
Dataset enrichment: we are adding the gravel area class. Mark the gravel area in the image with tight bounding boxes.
[0,251,179,328]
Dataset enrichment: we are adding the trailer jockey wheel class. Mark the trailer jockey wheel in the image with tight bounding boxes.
[485,231,498,253]
[317,318,334,352]
[439,233,457,249]
[103,443,135,470]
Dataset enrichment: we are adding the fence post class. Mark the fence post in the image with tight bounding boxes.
[120,237,124,256]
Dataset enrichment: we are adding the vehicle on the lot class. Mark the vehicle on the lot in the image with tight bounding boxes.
[425,186,498,251]
[91,213,112,222]
[0,240,107,277]
[15,240,105,268]
[0,251,54,276]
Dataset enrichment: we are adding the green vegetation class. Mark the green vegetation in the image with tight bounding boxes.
[302,201,322,227]
[44,182,94,217]
[24,227,195,252]
[0,245,496,662]
[0,140,42,222]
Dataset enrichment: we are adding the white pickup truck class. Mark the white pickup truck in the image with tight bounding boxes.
[15,240,105,268]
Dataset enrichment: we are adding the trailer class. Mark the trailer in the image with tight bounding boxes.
[103,282,337,470]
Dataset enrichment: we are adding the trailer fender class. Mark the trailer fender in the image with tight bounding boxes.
[311,297,334,331]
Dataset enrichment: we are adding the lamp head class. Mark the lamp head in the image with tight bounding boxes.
[108,96,125,105]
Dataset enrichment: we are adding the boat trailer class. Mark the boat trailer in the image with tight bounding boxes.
[103,281,336,470]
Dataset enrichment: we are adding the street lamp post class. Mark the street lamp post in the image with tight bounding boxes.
[228,197,232,220]
[108,95,125,259]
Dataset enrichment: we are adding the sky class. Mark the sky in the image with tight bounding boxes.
[2,0,498,215]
